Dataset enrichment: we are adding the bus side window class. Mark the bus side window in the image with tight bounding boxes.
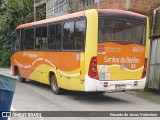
[63,21,74,50]
[48,23,62,51]
[55,24,62,50]
[48,25,56,50]
[41,26,47,50]
[24,28,34,50]
[20,29,24,50]
[35,26,47,50]
[14,29,20,51]
[75,20,85,50]
[35,27,41,50]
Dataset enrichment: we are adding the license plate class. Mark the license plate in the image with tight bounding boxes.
[115,84,126,90]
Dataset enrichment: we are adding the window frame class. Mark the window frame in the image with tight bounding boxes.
[35,26,48,50]
[47,17,86,52]
[24,28,35,50]
[15,17,86,52]
[53,0,64,14]
[98,17,146,46]
[83,0,96,7]
[74,19,86,51]
[15,29,21,51]
[12,29,21,52]
[62,21,75,51]
[48,21,64,52]
[62,17,86,52]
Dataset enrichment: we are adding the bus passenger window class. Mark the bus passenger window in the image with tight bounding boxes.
[99,18,145,45]
[63,21,74,50]
[48,24,62,50]
[24,29,34,50]
[75,20,85,50]
[35,26,47,50]
[15,29,20,51]
[55,24,62,50]
[20,29,24,50]
[48,25,56,50]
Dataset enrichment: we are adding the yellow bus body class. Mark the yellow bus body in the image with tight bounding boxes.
[11,9,149,92]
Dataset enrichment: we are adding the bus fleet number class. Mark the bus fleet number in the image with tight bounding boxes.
[131,64,136,69]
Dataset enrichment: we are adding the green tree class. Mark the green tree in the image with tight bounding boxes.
[0,0,34,67]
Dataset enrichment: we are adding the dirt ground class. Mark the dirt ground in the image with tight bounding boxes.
[127,89,160,104]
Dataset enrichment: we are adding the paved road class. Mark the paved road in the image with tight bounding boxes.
[0,68,160,120]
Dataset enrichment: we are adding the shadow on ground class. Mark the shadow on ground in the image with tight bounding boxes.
[19,80,131,105]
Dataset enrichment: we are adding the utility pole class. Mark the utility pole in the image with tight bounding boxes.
[34,0,36,21]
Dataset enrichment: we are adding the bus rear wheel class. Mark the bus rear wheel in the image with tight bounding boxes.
[18,71,26,83]
[51,75,62,95]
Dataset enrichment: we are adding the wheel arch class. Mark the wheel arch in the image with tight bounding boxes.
[48,70,59,86]
[14,65,19,76]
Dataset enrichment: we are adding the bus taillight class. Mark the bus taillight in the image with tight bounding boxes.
[141,58,147,79]
[88,57,99,80]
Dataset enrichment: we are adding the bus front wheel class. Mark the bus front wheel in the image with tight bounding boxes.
[18,71,26,83]
[51,75,62,95]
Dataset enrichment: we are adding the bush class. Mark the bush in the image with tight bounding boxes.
[0,0,34,68]
[0,50,11,67]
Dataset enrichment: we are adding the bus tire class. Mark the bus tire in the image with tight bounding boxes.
[18,71,26,83]
[51,75,62,95]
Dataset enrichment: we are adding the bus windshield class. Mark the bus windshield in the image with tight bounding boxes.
[99,18,146,45]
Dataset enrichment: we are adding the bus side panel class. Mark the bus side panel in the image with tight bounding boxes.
[84,9,98,91]
[46,52,85,91]
[66,52,85,91]
[12,51,85,91]
[12,51,31,79]
[28,52,45,83]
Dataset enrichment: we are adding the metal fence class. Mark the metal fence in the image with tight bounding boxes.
[148,38,160,90]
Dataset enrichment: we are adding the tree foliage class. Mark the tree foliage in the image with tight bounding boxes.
[0,0,34,67]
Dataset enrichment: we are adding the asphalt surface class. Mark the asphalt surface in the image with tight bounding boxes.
[0,68,160,120]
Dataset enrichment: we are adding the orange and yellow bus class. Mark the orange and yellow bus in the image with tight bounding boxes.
[11,9,149,94]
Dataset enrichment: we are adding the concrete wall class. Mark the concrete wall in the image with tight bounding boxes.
[34,0,47,21]
[46,0,79,18]
[35,0,46,7]
[34,0,160,35]
[78,0,160,36]
[148,38,160,90]
[46,0,69,18]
